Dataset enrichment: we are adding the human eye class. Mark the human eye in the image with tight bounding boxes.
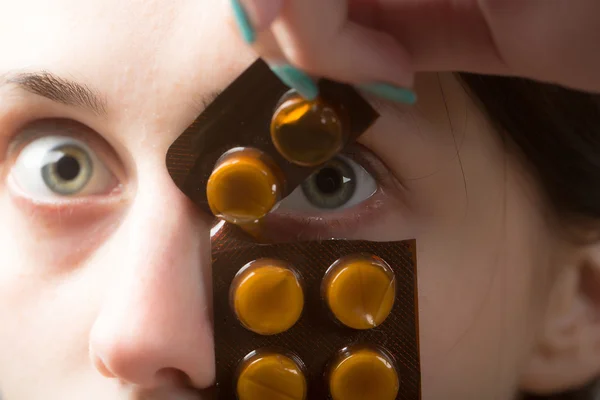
[278,154,377,212]
[6,120,120,202]
[263,145,402,241]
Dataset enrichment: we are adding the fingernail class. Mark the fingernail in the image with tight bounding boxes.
[270,64,319,100]
[230,0,256,44]
[358,83,417,105]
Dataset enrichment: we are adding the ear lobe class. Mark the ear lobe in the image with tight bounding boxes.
[520,249,600,395]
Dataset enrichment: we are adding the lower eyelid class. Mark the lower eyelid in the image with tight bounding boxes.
[6,171,124,205]
[8,171,122,203]
[7,186,126,234]
[262,189,390,241]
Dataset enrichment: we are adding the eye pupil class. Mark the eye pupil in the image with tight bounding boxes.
[315,167,342,195]
[56,155,81,181]
[301,157,357,209]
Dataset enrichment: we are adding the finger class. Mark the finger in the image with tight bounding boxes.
[227,0,320,100]
[273,0,416,104]
[273,18,416,104]
[273,0,414,89]
[228,0,416,104]
[348,0,508,75]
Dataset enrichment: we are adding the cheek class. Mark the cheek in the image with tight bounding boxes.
[417,242,534,398]
[0,193,108,385]
[0,250,107,400]
[415,170,555,398]
[0,185,123,273]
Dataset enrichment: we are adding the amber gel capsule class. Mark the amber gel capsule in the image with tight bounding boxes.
[271,92,346,167]
[206,147,284,224]
[323,254,396,330]
[231,259,304,335]
[328,345,399,400]
[236,350,307,400]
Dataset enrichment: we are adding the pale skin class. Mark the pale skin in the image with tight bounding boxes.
[237,0,600,93]
[1,1,600,400]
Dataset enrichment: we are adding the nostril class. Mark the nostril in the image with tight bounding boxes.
[155,368,191,387]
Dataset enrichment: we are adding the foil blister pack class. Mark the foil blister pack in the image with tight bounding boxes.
[166,59,422,399]
[211,223,420,400]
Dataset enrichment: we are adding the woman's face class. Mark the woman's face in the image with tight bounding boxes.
[0,0,578,399]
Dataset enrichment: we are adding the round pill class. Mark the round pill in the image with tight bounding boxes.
[207,148,283,224]
[329,347,399,400]
[323,254,396,330]
[271,94,345,167]
[237,351,307,400]
[232,259,304,335]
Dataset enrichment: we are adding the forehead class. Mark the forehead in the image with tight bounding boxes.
[0,0,254,109]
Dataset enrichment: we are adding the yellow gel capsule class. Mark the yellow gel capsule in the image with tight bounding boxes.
[323,254,396,330]
[237,351,307,400]
[329,347,399,400]
[271,94,345,167]
[207,148,283,224]
[231,259,304,335]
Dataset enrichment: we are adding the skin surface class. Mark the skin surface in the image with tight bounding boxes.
[1,1,599,399]
[239,0,600,92]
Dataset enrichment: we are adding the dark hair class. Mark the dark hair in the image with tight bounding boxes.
[459,74,600,222]
[459,73,600,400]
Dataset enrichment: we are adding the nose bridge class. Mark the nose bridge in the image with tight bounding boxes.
[89,173,214,388]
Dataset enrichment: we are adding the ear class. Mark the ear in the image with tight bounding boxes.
[520,242,600,395]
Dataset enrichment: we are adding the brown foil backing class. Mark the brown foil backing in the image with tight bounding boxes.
[165,59,379,214]
[211,224,421,399]
[164,57,420,399]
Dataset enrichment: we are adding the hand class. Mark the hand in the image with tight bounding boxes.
[228,0,600,102]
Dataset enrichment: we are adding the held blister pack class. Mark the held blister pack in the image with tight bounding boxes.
[166,59,422,399]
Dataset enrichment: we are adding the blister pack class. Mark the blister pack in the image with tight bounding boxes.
[166,59,421,399]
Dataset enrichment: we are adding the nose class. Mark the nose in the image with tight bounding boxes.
[88,170,214,389]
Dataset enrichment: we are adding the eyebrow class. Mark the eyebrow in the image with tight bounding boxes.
[2,71,107,115]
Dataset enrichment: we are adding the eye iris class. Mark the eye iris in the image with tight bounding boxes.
[41,145,92,195]
[301,157,356,209]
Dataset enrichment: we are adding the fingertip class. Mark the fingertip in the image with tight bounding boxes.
[269,64,319,100]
